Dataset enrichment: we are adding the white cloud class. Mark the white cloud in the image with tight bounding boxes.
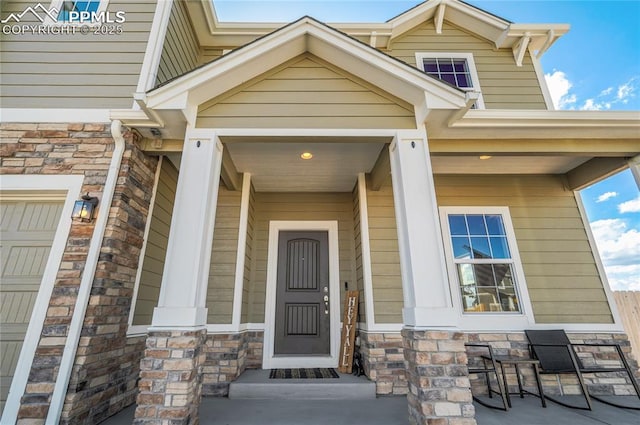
[590,218,640,290]
[618,196,640,213]
[546,72,639,111]
[596,191,618,203]
[545,71,577,109]
[581,98,611,111]
[600,87,613,96]
[605,265,640,291]
[617,79,635,101]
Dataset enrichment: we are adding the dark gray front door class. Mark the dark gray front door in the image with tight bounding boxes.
[274,231,330,355]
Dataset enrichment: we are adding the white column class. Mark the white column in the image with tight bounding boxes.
[151,129,223,328]
[628,155,640,190]
[389,129,456,328]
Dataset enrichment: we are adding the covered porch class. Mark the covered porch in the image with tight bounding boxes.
[112,16,640,425]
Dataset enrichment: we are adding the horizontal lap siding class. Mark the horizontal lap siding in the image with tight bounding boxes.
[434,174,613,324]
[248,192,356,323]
[0,0,156,109]
[387,22,547,109]
[207,185,242,324]
[196,55,416,129]
[133,159,178,325]
[367,177,403,323]
[155,0,200,86]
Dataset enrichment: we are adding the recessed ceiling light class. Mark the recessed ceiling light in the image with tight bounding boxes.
[300,152,313,160]
[479,155,492,160]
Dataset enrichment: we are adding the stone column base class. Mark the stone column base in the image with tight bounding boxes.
[134,328,206,425]
[402,329,476,425]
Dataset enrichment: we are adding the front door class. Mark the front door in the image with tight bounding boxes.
[274,231,330,355]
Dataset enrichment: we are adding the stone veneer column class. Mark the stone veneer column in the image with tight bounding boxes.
[390,130,475,424]
[134,130,223,424]
[403,330,476,425]
[134,329,206,424]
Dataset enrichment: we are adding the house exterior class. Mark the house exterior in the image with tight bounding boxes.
[1,0,639,424]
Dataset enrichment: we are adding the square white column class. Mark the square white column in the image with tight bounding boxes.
[389,129,457,328]
[151,130,223,328]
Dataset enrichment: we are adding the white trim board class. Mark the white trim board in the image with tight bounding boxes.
[0,175,84,425]
[230,173,252,331]
[262,221,341,369]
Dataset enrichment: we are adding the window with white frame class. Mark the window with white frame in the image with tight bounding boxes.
[416,52,485,108]
[441,208,524,314]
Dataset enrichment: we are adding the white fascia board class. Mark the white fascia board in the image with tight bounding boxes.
[453,109,640,128]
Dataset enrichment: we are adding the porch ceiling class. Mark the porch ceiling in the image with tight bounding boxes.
[225,142,385,192]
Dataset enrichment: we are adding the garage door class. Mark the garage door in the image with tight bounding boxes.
[0,198,63,413]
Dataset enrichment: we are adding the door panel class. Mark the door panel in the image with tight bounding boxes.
[274,231,330,355]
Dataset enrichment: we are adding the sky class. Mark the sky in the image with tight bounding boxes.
[212,0,640,291]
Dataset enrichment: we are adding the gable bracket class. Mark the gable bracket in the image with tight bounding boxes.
[512,32,531,67]
[369,31,377,47]
[536,29,555,59]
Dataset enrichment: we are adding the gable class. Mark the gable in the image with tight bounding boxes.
[196,55,417,129]
[388,21,547,109]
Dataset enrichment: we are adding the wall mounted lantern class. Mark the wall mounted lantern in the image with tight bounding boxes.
[71,194,99,222]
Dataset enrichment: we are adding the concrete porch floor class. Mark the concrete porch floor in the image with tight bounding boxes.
[103,395,640,424]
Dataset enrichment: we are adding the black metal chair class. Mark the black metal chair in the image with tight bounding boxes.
[525,329,640,410]
[465,343,509,410]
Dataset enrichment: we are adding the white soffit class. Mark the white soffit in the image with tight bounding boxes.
[226,142,385,192]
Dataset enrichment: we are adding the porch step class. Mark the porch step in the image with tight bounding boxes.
[228,370,376,400]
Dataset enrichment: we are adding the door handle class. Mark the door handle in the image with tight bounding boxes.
[324,295,329,302]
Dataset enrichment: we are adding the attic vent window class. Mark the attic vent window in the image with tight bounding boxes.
[416,52,485,109]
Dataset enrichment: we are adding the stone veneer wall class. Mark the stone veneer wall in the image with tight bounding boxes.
[135,329,207,424]
[202,331,264,396]
[1,123,158,424]
[466,332,640,397]
[360,331,408,395]
[359,330,639,398]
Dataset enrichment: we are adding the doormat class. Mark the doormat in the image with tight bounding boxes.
[269,368,340,379]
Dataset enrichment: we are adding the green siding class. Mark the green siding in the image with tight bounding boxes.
[196,55,416,129]
[435,174,613,324]
[207,184,242,324]
[132,158,178,325]
[0,0,156,109]
[387,21,547,109]
[155,0,200,86]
